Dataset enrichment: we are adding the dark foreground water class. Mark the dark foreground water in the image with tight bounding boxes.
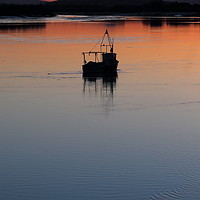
[1,16,200,199]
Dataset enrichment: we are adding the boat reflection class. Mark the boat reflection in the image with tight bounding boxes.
[83,73,118,115]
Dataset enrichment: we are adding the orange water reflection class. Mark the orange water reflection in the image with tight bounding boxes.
[1,18,200,81]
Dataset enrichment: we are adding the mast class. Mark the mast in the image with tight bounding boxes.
[100,29,114,53]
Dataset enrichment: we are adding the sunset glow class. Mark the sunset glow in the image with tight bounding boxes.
[1,19,200,79]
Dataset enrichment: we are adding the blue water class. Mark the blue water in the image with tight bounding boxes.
[1,16,200,200]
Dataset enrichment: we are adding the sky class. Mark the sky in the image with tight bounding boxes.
[0,0,200,4]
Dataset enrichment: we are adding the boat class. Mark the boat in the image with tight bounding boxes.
[82,30,119,76]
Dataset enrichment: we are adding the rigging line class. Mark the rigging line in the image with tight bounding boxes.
[100,31,106,45]
[107,32,112,46]
[90,34,105,52]
[106,30,113,46]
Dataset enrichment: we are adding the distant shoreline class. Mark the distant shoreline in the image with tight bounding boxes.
[1,2,200,17]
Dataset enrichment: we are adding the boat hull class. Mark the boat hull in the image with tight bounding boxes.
[82,60,119,76]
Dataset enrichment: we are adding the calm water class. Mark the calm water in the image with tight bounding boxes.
[1,16,200,200]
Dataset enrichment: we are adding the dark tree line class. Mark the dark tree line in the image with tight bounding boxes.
[0,4,55,17]
[1,1,200,17]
